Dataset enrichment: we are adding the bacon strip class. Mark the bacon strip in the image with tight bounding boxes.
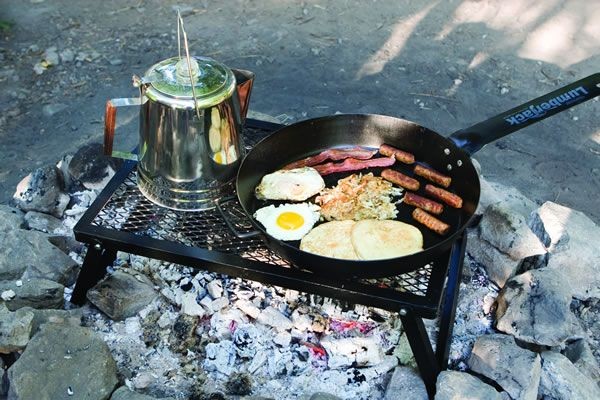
[404,193,444,215]
[379,144,415,164]
[283,146,377,169]
[381,169,420,191]
[424,184,463,208]
[412,208,450,235]
[312,156,395,176]
[414,164,451,188]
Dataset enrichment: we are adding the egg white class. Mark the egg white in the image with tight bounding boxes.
[255,167,325,201]
[254,203,321,241]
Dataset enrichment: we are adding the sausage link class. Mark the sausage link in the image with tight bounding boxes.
[412,208,450,235]
[424,184,463,209]
[381,168,420,191]
[403,192,444,215]
[414,164,451,188]
[379,144,415,164]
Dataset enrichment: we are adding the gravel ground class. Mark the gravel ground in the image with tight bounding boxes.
[1,0,599,222]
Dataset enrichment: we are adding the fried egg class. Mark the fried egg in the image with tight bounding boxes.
[255,167,325,201]
[254,203,321,241]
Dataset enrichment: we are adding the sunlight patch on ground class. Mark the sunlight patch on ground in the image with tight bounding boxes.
[591,129,600,146]
[435,0,599,68]
[468,51,489,70]
[436,0,558,41]
[519,6,600,68]
[355,2,438,79]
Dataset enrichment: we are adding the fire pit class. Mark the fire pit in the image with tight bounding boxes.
[70,119,467,399]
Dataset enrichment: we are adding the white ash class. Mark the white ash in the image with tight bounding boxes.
[1,289,16,301]
[79,253,407,399]
[447,263,499,368]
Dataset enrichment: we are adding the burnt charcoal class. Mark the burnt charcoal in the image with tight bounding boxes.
[67,142,122,190]
[13,165,70,218]
[225,372,252,395]
[140,309,161,347]
[168,314,199,353]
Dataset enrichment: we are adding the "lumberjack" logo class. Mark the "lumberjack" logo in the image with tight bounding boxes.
[504,86,589,125]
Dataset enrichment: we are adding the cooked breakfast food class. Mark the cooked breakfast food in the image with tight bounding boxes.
[381,168,420,191]
[379,144,415,164]
[412,208,450,235]
[253,203,321,241]
[255,167,325,201]
[300,219,423,260]
[299,220,359,260]
[414,164,451,188]
[424,184,463,208]
[316,173,403,221]
[312,156,395,176]
[351,220,423,260]
[403,192,444,215]
[283,146,377,170]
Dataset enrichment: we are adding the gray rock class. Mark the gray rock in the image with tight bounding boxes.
[383,366,428,400]
[477,177,537,218]
[530,202,600,300]
[87,269,158,320]
[539,351,600,400]
[13,165,70,217]
[0,304,33,353]
[0,205,24,233]
[12,230,79,285]
[24,210,63,233]
[479,204,546,260]
[309,393,343,400]
[110,386,175,400]
[256,306,292,331]
[21,306,83,333]
[47,234,86,254]
[468,334,541,400]
[435,371,503,400]
[563,339,600,385]
[466,229,520,287]
[495,268,580,346]
[68,143,120,190]
[0,278,64,310]
[7,324,118,400]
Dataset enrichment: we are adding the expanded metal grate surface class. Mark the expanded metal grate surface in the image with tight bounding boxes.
[89,124,436,297]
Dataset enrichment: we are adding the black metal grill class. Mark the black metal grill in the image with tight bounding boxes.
[71,118,466,399]
[91,153,435,297]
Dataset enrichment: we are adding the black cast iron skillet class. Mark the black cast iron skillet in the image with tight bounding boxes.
[222,73,599,278]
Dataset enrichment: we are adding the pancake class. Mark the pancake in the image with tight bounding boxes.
[300,220,359,260]
[351,219,423,260]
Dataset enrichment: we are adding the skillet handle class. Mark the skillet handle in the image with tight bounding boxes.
[449,73,600,154]
[215,195,262,239]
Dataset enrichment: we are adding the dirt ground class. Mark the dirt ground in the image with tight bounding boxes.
[1,0,599,223]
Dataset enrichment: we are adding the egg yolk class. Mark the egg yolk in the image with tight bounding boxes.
[276,211,305,230]
[213,152,223,164]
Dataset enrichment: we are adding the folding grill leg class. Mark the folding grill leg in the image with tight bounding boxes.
[435,233,467,369]
[70,244,117,305]
[400,308,440,399]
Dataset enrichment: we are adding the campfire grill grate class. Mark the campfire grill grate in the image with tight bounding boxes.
[91,157,434,298]
[74,119,460,318]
